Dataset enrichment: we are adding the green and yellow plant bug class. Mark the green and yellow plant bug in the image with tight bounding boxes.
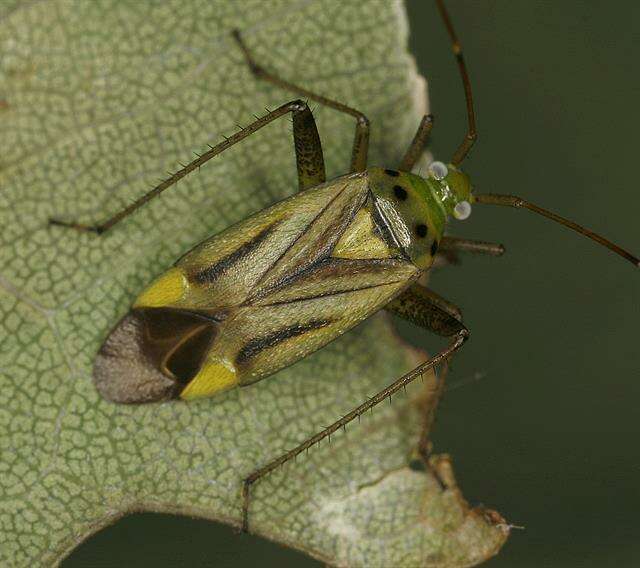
[49,0,638,532]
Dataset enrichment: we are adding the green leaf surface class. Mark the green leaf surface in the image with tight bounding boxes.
[0,1,508,565]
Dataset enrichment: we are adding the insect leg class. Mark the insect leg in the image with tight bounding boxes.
[49,100,319,235]
[398,114,434,172]
[292,103,326,190]
[386,283,465,337]
[433,236,505,268]
[386,284,466,469]
[232,30,370,173]
[241,312,468,532]
[439,236,505,257]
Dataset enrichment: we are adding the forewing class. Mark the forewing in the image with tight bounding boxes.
[122,171,419,396]
[222,257,419,384]
[169,173,369,314]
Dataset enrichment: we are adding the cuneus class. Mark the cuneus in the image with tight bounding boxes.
[50,0,638,533]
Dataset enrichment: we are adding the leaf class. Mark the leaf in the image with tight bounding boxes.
[0,1,509,565]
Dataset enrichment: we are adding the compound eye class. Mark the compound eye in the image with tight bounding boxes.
[428,161,448,180]
[453,200,472,220]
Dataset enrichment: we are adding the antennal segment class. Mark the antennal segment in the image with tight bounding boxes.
[435,0,477,166]
[474,193,640,267]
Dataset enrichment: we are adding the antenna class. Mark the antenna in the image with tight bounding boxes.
[435,0,477,165]
[474,193,640,267]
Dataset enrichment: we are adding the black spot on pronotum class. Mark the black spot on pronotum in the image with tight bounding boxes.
[430,240,439,256]
[415,224,428,238]
[393,185,407,200]
[384,169,399,177]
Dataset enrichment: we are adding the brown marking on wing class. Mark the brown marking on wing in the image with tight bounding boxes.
[93,308,221,403]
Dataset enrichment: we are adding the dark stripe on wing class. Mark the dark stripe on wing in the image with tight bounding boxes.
[236,319,331,365]
[251,280,406,308]
[248,257,413,306]
[253,176,368,292]
[193,222,277,284]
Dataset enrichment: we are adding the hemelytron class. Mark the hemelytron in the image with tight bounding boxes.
[49,0,639,532]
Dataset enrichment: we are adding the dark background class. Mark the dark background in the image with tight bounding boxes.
[66,1,640,566]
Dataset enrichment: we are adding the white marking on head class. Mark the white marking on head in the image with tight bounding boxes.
[428,161,448,181]
[453,200,472,220]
